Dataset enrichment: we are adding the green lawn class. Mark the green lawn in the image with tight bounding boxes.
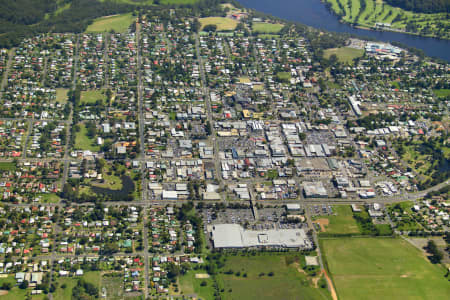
[80,90,106,104]
[276,72,291,83]
[53,277,78,300]
[74,123,100,152]
[433,89,450,99]
[55,88,69,103]
[216,253,331,300]
[252,22,284,33]
[199,17,238,31]
[86,13,136,33]
[323,47,364,64]
[0,162,16,171]
[53,271,101,300]
[179,270,215,300]
[39,193,61,203]
[90,164,123,190]
[322,237,450,300]
[317,205,360,235]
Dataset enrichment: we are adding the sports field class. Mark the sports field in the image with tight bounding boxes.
[322,237,450,300]
[323,47,364,64]
[199,17,238,31]
[86,13,136,33]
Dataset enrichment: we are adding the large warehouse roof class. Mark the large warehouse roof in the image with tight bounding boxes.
[210,224,312,249]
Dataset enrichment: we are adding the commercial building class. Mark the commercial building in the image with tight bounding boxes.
[210,224,312,249]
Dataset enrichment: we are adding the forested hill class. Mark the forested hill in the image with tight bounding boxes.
[0,0,137,47]
[385,0,450,13]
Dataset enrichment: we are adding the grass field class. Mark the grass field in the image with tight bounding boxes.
[0,162,16,171]
[0,275,27,299]
[216,253,331,300]
[179,270,215,300]
[323,47,364,64]
[80,90,106,104]
[101,274,124,300]
[433,89,450,99]
[55,88,69,103]
[324,0,450,39]
[39,193,61,203]
[86,13,136,33]
[74,123,100,152]
[317,205,360,235]
[53,271,101,300]
[252,22,284,33]
[322,237,450,300]
[199,17,238,31]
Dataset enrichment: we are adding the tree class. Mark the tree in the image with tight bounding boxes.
[1,282,12,290]
[203,24,217,32]
[192,18,201,32]
[19,280,29,289]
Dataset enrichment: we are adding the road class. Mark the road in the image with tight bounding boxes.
[194,33,224,200]
[135,21,150,299]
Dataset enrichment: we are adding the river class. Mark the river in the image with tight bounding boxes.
[238,0,450,61]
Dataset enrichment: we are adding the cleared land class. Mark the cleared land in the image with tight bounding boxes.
[324,0,450,39]
[323,47,364,64]
[199,17,238,31]
[252,22,284,33]
[80,90,106,104]
[322,237,450,300]
[86,13,136,33]
[216,254,331,300]
[316,205,360,235]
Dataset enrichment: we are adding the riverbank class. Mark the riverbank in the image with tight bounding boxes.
[321,0,449,40]
[238,0,450,61]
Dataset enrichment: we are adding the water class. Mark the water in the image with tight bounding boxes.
[238,0,450,61]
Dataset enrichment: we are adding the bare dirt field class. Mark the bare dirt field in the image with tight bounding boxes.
[314,218,329,232]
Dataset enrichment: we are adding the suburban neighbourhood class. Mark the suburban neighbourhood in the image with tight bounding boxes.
[0,1,448,300]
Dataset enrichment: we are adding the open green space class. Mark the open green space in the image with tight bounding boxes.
[0,162,16,171]
[433,89,450,99]
[80,90,106,104]
[199,17,238,31]
[179,270,215,300]
[0,275,27,299]
[276,72,291,83]
[316,205,360,235]
[321,237,450,300]
[39,193,61,203]
[101,274,123,300]
[323,47,364,64]
[55,88,69,103]
[324,0,450,39]
[86,13,136,33]
[74,123,100,152]
[215,253,331,300]
[53,271,101,300]
[252,22,284,33]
